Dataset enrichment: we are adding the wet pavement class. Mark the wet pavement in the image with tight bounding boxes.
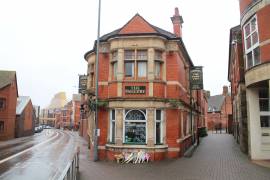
[0,129,79,180]
[78,133,270,180]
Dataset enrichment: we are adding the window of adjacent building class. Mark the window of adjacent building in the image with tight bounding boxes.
[155,109,163,144]
[124,50,147,79]
[0,121,4,132]
[259,88,270,128]
[110,109,116,143]
[0,98,6,110]
[244,16,260,69]
[124,109,146,144]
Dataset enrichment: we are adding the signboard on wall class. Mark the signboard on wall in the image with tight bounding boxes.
[190,66,204,90]
[78,75,87,94]
[125,86,146,94]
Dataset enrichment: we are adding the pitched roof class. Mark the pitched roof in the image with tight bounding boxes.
[84,14,178,59]
[208,95,225,112]
[0,70,16,89]
[16,96,31,115]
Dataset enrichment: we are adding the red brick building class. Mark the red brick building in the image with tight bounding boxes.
[228,0,270,160]
[15,96,35,137]
[0,71,18,140]
[83,9,205,161]
[207,86,232,132]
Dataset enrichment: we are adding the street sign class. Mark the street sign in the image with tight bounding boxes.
[190,66,204,90]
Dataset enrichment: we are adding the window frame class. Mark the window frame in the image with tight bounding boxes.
[243,15,260,69]
[124,49,148,79]
[0,98,6,110]
[155,109,163,144]
[109,109,116,143]
[259,88,270,128]
[123,109,147,144]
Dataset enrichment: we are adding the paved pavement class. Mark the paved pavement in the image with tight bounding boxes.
[78,133,270,180]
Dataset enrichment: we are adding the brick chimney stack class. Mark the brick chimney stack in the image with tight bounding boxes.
[171,7,184,38]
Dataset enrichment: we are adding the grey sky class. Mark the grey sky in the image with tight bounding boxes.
[0,0,240,108]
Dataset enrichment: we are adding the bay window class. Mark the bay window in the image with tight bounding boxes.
[244,16,260,69]
[154,50,163,79]
[124,50,147,79]
[124,109,146,144]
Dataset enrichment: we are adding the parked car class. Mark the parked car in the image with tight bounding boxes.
[35,125,43,133]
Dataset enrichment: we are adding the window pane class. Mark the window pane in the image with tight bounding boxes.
[111,122,115,143]
[0,121,4,132]
[126,110,145,120]
[125,50,135,60]
[138,62,147,77]
[246,36,251,50]
[246,52,253,69]
[113,62,117,78]
[259,99,269,111]
[112,51,118,61]
[137,50,147,60]
[111,109,115,120]
[252,32,258,45]
[125,122,146,143]
[156,110,161,120]
[155,50,162,60]
[260,116,270,127]
[254,47,260,65]
[125,62,134,77]
[156,122,161,144]
[251,18,257,32]
[244,23,251,36]
[259,89,268,98]
[155,62,161,78]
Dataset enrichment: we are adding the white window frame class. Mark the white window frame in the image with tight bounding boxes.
[155,109,163,144]
[259,89,270,128]
[123,109,147,144]
[243,15,260,69]
[109,109,116,143]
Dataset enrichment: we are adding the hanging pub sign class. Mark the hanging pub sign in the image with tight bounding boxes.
[190,66,204,90]
[78,75,87,94]
[125,86,146,94]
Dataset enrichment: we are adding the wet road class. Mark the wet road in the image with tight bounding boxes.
[0,129,79,180]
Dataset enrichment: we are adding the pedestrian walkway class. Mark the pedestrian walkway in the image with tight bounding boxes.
[78,133,270,180]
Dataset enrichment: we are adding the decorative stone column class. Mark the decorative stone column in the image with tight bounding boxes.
[147,108,155,147]
[115,108,123,145]
[117,49,124,97]
[148,48,154,97]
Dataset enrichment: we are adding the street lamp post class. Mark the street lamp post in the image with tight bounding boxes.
[93,0,101,162]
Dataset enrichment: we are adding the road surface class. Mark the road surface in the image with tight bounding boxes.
[0,129,79,180]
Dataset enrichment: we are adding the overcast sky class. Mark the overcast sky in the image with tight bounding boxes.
[0,0,240,108]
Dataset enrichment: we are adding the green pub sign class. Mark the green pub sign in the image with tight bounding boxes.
[190,66,204,90]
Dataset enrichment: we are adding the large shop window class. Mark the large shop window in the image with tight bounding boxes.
[110,109,116,143]
[124,109,146,144]
[259,89,270,128]
[155,110,163,144]
[124,50,147,79]
[244,16,260,69]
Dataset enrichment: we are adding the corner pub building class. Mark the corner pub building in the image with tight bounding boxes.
[83,8,205,161]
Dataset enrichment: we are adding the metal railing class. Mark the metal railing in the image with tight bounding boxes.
[57,147,80,180]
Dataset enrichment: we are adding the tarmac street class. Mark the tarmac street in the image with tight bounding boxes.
[0,129,79,180]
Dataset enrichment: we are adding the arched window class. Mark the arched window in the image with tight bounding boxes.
[124,109,146,144]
